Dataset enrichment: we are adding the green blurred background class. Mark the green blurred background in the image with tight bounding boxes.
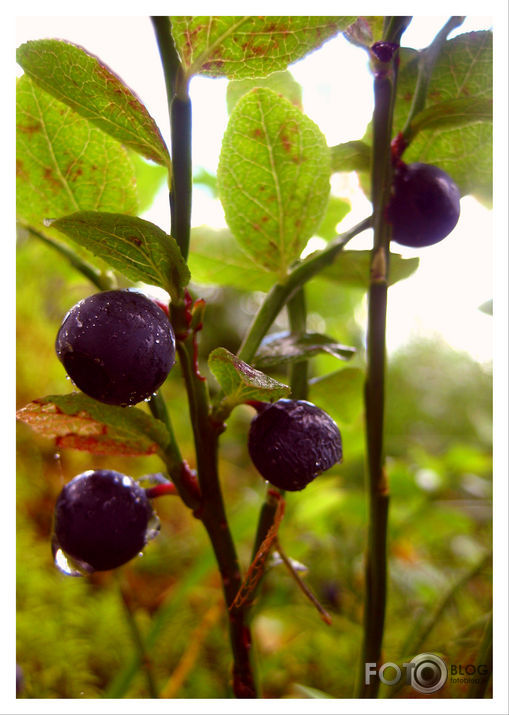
[16,219,492,699]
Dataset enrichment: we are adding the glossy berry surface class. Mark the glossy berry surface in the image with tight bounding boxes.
[55,290,175,406]
[388,162,461,247]
[53,469,157,572]
[248,399,342,491]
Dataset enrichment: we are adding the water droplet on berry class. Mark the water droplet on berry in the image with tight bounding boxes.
[144,512,161,544]
[53,546,82,576]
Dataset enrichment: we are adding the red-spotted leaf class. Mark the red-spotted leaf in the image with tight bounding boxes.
[226,70,303,114]
[171,16,355,79]
[17,39,170,168]
[48,211,190,300]
[16,75,138,239]
[16,393,171,456]
[217,87,330,276]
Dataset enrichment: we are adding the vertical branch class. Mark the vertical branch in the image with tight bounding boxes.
[174,329,258,697]
[357,18,410,699]
[152,18,257,697]
[287,287,309,400]
[151,16,192,260]
[170,88,192,261]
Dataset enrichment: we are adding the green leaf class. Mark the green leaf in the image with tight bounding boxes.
[16,75,138,238]
[49,211,190,300]
[16,393,170,456]
[410,97,493,135]
[171,16,356,79]
[188,226,274,291]
[130,153,168,214]
[253,332,356,369]
[193,167,219,197]
[316,196,351,240]
[217,87,331,276]
[17,39,171,168]
[226,70,303,114]
[330,140,371,173]
[395,32,493,204]
[208,347,290,416]
[309,367,364,424]
[321,250,419,289]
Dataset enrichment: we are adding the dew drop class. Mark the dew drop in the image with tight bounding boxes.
[52,535,93,577]
[145,512,161,544]
[53,546,84,577]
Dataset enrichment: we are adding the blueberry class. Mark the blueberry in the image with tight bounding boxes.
[55,290,175,406]
[248,399,342,491]
[53,469,158,572]
[388,162,461,247]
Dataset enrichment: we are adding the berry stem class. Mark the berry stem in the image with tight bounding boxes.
[144,482,178,499]
[357,17,408,699]
[247,287,309,596]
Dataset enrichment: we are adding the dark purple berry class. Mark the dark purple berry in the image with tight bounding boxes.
[388,162,461,247]
[55,290,175,406]
[371,41,399,64]
[248,399,342,491]
[53,469,158,573]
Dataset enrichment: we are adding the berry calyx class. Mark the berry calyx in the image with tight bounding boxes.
[387,162,461,247]
[52,469,159,573]
[55,289,176,406]
[247,399,342,491]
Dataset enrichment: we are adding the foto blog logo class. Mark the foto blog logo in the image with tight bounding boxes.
[365,653,448,694]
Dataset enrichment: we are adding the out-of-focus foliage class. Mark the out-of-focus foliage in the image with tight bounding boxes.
[17,228,492,698]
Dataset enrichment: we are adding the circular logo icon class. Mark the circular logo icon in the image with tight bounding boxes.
[409,653,448,694]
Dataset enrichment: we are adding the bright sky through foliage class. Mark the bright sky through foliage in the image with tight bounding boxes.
[16,15,495,363]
